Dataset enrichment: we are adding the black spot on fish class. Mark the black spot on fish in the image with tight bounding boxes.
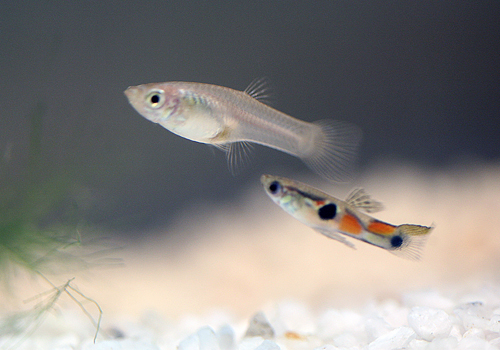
[269,181,280,194]
[318,203,337,220]
[391,235,403,248]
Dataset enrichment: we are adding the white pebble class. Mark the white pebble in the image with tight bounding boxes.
[458,336,497,350]
[317,309,363,338]
[403,290,455,310]
[368,326,415,350]
[332,332,359,348]
[407,338,428,350]
[178,333,200,350]
[244,312,274,339]
[83,339,161,350]
[364,315,393,341]
[408,306,452,341]
[488,314,500,332]
[217,325,236,350]
[273,300,316,334]
[254,340,280,350]
[425,337,458,350]
[198,327,220,350]
[489,336,500,347]
[449,323,463,341]
[463,327,485,339]
[454,302,490,330]
[313,346,341,350]
[367,299,409,327]
[238,337,265,350]
[177,327,221,350]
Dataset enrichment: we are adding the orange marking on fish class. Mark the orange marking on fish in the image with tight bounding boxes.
[315,200,326,206]
[339,214,363,235]
[367,220,396,235]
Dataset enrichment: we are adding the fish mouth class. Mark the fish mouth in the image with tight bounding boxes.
[260,174,273,186]
[124,86,139,100]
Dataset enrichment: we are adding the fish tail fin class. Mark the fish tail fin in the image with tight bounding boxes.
[389,224,434,260]
[300,119,362,182]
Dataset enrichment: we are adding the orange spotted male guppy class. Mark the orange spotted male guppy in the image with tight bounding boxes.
[261,174,433,260]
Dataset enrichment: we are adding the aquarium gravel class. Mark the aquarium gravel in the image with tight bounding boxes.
[3,283,500,350]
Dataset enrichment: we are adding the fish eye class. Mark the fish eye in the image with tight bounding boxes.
[151,94,160,104]
[268,181,280,194]
[390,235,403,248]
[146,90,165,109]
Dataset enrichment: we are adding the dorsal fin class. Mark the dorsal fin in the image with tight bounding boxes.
[345,188,384,213]
[244,77,273,105]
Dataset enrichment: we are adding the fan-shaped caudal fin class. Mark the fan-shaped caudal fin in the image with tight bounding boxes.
[388,224,434,261]
[301,120,362,183]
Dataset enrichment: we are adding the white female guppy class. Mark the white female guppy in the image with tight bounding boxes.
[124,80,361,182]
[261,174,433,260]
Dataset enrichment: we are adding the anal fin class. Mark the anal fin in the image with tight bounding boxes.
[314,228,357,249]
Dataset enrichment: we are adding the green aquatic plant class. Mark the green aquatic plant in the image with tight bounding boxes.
[0,101,113,347]
[0,102,82,281]
[0,277,102,348]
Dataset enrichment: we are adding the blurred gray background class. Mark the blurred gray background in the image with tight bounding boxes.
[1,1,499,237]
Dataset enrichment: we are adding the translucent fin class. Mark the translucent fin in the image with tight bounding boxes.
[345,188,384,213]
[389,224,434,261]
[214,141,255,176]
[301,119,362,183]
[315,228,357,249]
[244,77,274,105]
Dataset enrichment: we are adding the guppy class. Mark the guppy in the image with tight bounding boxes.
[261,174,433,260]
[124,79,361,182]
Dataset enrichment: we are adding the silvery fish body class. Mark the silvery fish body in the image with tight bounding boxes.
[124,80,361,181]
